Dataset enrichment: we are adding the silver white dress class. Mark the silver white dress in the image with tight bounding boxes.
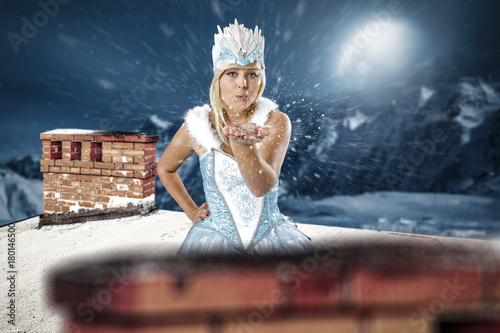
[177,97,316,256]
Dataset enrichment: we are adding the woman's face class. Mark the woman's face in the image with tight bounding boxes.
[219,67,261,116]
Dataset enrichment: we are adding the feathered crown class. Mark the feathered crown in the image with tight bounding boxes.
[212,19,265,72]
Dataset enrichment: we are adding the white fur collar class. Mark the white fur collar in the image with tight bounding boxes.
[183,97,278,152]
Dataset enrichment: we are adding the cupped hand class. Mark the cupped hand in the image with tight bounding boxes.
[187,203,210,224]
[223,122,270,144]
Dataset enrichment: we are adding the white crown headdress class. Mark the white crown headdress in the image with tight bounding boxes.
[212,19,265,72]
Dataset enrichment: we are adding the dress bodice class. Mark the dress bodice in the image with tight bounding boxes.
[183,97,285,252]
[196,148,283,251]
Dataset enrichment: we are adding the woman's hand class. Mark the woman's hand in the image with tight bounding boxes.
[187,203,210,224]
[223,123,270,145]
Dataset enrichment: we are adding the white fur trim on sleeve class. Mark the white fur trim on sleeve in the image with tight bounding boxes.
[251,97,278,126]
[184,104,223,151]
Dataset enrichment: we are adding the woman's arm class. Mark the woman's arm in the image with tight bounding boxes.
[157,123,210,223]
[226,111,291,197]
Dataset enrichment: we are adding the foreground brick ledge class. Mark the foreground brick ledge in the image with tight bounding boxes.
[50,242,500,332]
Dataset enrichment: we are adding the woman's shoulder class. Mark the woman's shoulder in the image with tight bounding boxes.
[266,110,291,130]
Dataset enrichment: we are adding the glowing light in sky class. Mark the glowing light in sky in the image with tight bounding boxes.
[337,20,415,88]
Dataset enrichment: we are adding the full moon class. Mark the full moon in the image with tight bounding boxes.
[337,21,414,85]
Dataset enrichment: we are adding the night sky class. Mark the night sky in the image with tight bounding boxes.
[1,0,499,160]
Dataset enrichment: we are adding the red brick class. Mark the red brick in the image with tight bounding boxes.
[80,194,90,201]
[117,191,127,197]
[144,188,155,197]
[144,183,154,191]
[44,198,57,205]
[44,204,52,211]
[42,139,52,145]
[77,175,95,181]
[43,185,57,192]
[124,135,159,142]
[61,167,70,173]
[61,193,71,200]
[70,194,80,200]
[91,168,101,175]
[74,135,94,141]
[91,196,100,202]
[61,140,73,146]
[52,179,61,186]
[60,173,77,180]
[91,182,100,189]
[122,149,147,157]
[74,161,94,168]
[42,146,51,153]
[41,160,54,166]
[54,134,74,141]
[115,163,123,170]
[97,190,116,196]
[81,141,96,148]
[70,167,81,174]
[123,164,149,171]
[134,156,156,164]
[102,155,113,162]
[77,188,95,195]
[117,177,127,184]
[135,142,156,149]
[113,142,134,149]
[134,170,155,179]
[81,181,91,187]
[53,205,61,212]
[114,184,129,191]
[94,162,114,169]
[58,200,76,206]
[62,153,72,160]
[80,168,91,174]
[95,135,116,142]
[102,148,123,155]
[100,196,111,203]
[102,142,112,148]
[59,186,76,193]
[101,183,112,190]
[78,201,95,208]
[352,269,482,306]
[127,191,146,199]
[40,133,54,140]
[62,179,71,186]
[102,169,112,176]
[114,135,124,141]
[45,153,62,159]
[61,206,70,212]
[71,181,81,187]
[113,170,134,177]
[43,192,53,198]
[96,176,113,182]
[55,160,73,167]
[40,166,49,172]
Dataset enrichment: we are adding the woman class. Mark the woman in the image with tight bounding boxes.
[158,19,315,255]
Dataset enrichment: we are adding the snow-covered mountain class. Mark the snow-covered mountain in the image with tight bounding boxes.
[280,76,500,198]
[0,155,43,226]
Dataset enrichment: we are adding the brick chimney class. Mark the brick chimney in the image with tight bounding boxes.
[39,129,159,226]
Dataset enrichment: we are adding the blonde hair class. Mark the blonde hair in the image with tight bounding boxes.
[209,61,266,146]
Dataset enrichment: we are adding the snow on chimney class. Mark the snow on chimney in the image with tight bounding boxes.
[39,129,158,226]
